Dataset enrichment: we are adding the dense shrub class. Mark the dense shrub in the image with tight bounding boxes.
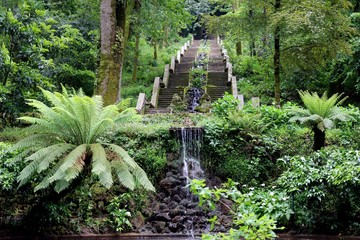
[277,149,360,234]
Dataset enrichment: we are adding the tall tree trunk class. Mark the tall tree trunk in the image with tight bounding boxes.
[236,41,242,55]
[313,127,326,151]
[97,0,120,105]
[163,26,169,49]
[250,36,256,57]
[115,0,128,102]
[131,33,140,82]
[153,40,158,62]
[274,0,281,107]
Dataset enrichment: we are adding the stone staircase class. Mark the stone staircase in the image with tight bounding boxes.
[143,37,233,114]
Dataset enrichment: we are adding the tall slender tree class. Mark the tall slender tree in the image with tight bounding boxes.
[97,0,134,105]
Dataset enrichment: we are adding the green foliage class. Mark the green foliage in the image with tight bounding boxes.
[0,0,98,126]
[189,67,208,88]
[114,120,178,184]
[190,179,291,240]
[0,142,24,191]
[11,88,154,193]
[277,149,360,233]
[211,92,240,118]
[106,195,132,232]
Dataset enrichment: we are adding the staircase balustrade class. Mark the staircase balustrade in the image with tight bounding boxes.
[150,77,161,108]
[162,64,170,88]
[170,56,175,73]
[135,93,147,114]
[176,50,181,63]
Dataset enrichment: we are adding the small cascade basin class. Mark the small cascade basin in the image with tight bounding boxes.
[187,88,204,113]
[142,127,207,237]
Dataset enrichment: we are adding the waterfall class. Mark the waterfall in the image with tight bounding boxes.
[144,127,207,236]
[180,127,204,186]
[178,127,204,239]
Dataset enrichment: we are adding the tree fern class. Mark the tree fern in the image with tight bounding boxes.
[289,90,353,150]
[12,88,154,193]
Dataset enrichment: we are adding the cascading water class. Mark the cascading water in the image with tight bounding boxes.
[142,127,208,237]
[187,39,208,113]
[180,127,204,186]
[178,127,204,239]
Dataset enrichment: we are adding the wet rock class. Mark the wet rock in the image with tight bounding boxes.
[219,215,233,228]
[157,192,166,200]
[169,222,185,232]
[158,203,168,211]
[154,221,166,233]
[179,199,190,207]
[131,212,145,229]
[154,212,171,222]
[172,215,185,223]
[173,194,182,203]
[167,201,178,209]
[160,177,181,191]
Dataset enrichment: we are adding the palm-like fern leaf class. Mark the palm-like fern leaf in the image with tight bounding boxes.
[15,88,154,193]
[91,143,113,188]
[49,144,87,183]
[298,90,347,118]
[107,144,137,169]
[132,165,156,192]
[289,90,351,131]
[112,160,135,190]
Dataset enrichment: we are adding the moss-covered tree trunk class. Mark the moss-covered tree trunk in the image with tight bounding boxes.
[97,0,122,105]
[274,0,281,107]
[97,0,131,105]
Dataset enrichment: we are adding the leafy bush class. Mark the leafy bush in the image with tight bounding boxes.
[190,179,292,239]
[277,149,360,233]
[106,195,132,232]
[211,93,241,118]
[0,142,24,191]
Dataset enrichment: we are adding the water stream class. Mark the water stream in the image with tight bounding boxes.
[180,127,204,185]
[178,127,204,239]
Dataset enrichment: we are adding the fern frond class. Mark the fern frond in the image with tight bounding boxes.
[10,134,56,151]
[40,88,68,110]
[18,157,43,187]
[37,144,74,172]
[90,143,113,188]
[132,164,155,192]
[34,157,67,191]
[106,144,136,169]
[88,118,114,143]
[72,96,93,143]
[54,179,70,193]
[90,95,104,127]
[49,144,87,183]
[115,108,142,124]
[323,118,334,130]
[112,160,135,190]
[26,99,57,120]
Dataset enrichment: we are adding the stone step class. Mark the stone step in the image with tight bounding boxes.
[208,62,225,72]
[175,63,194,73]
[181,56,195,63]
[145,108,170,114]
[209,56,224,61]
[208,72,228,78]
